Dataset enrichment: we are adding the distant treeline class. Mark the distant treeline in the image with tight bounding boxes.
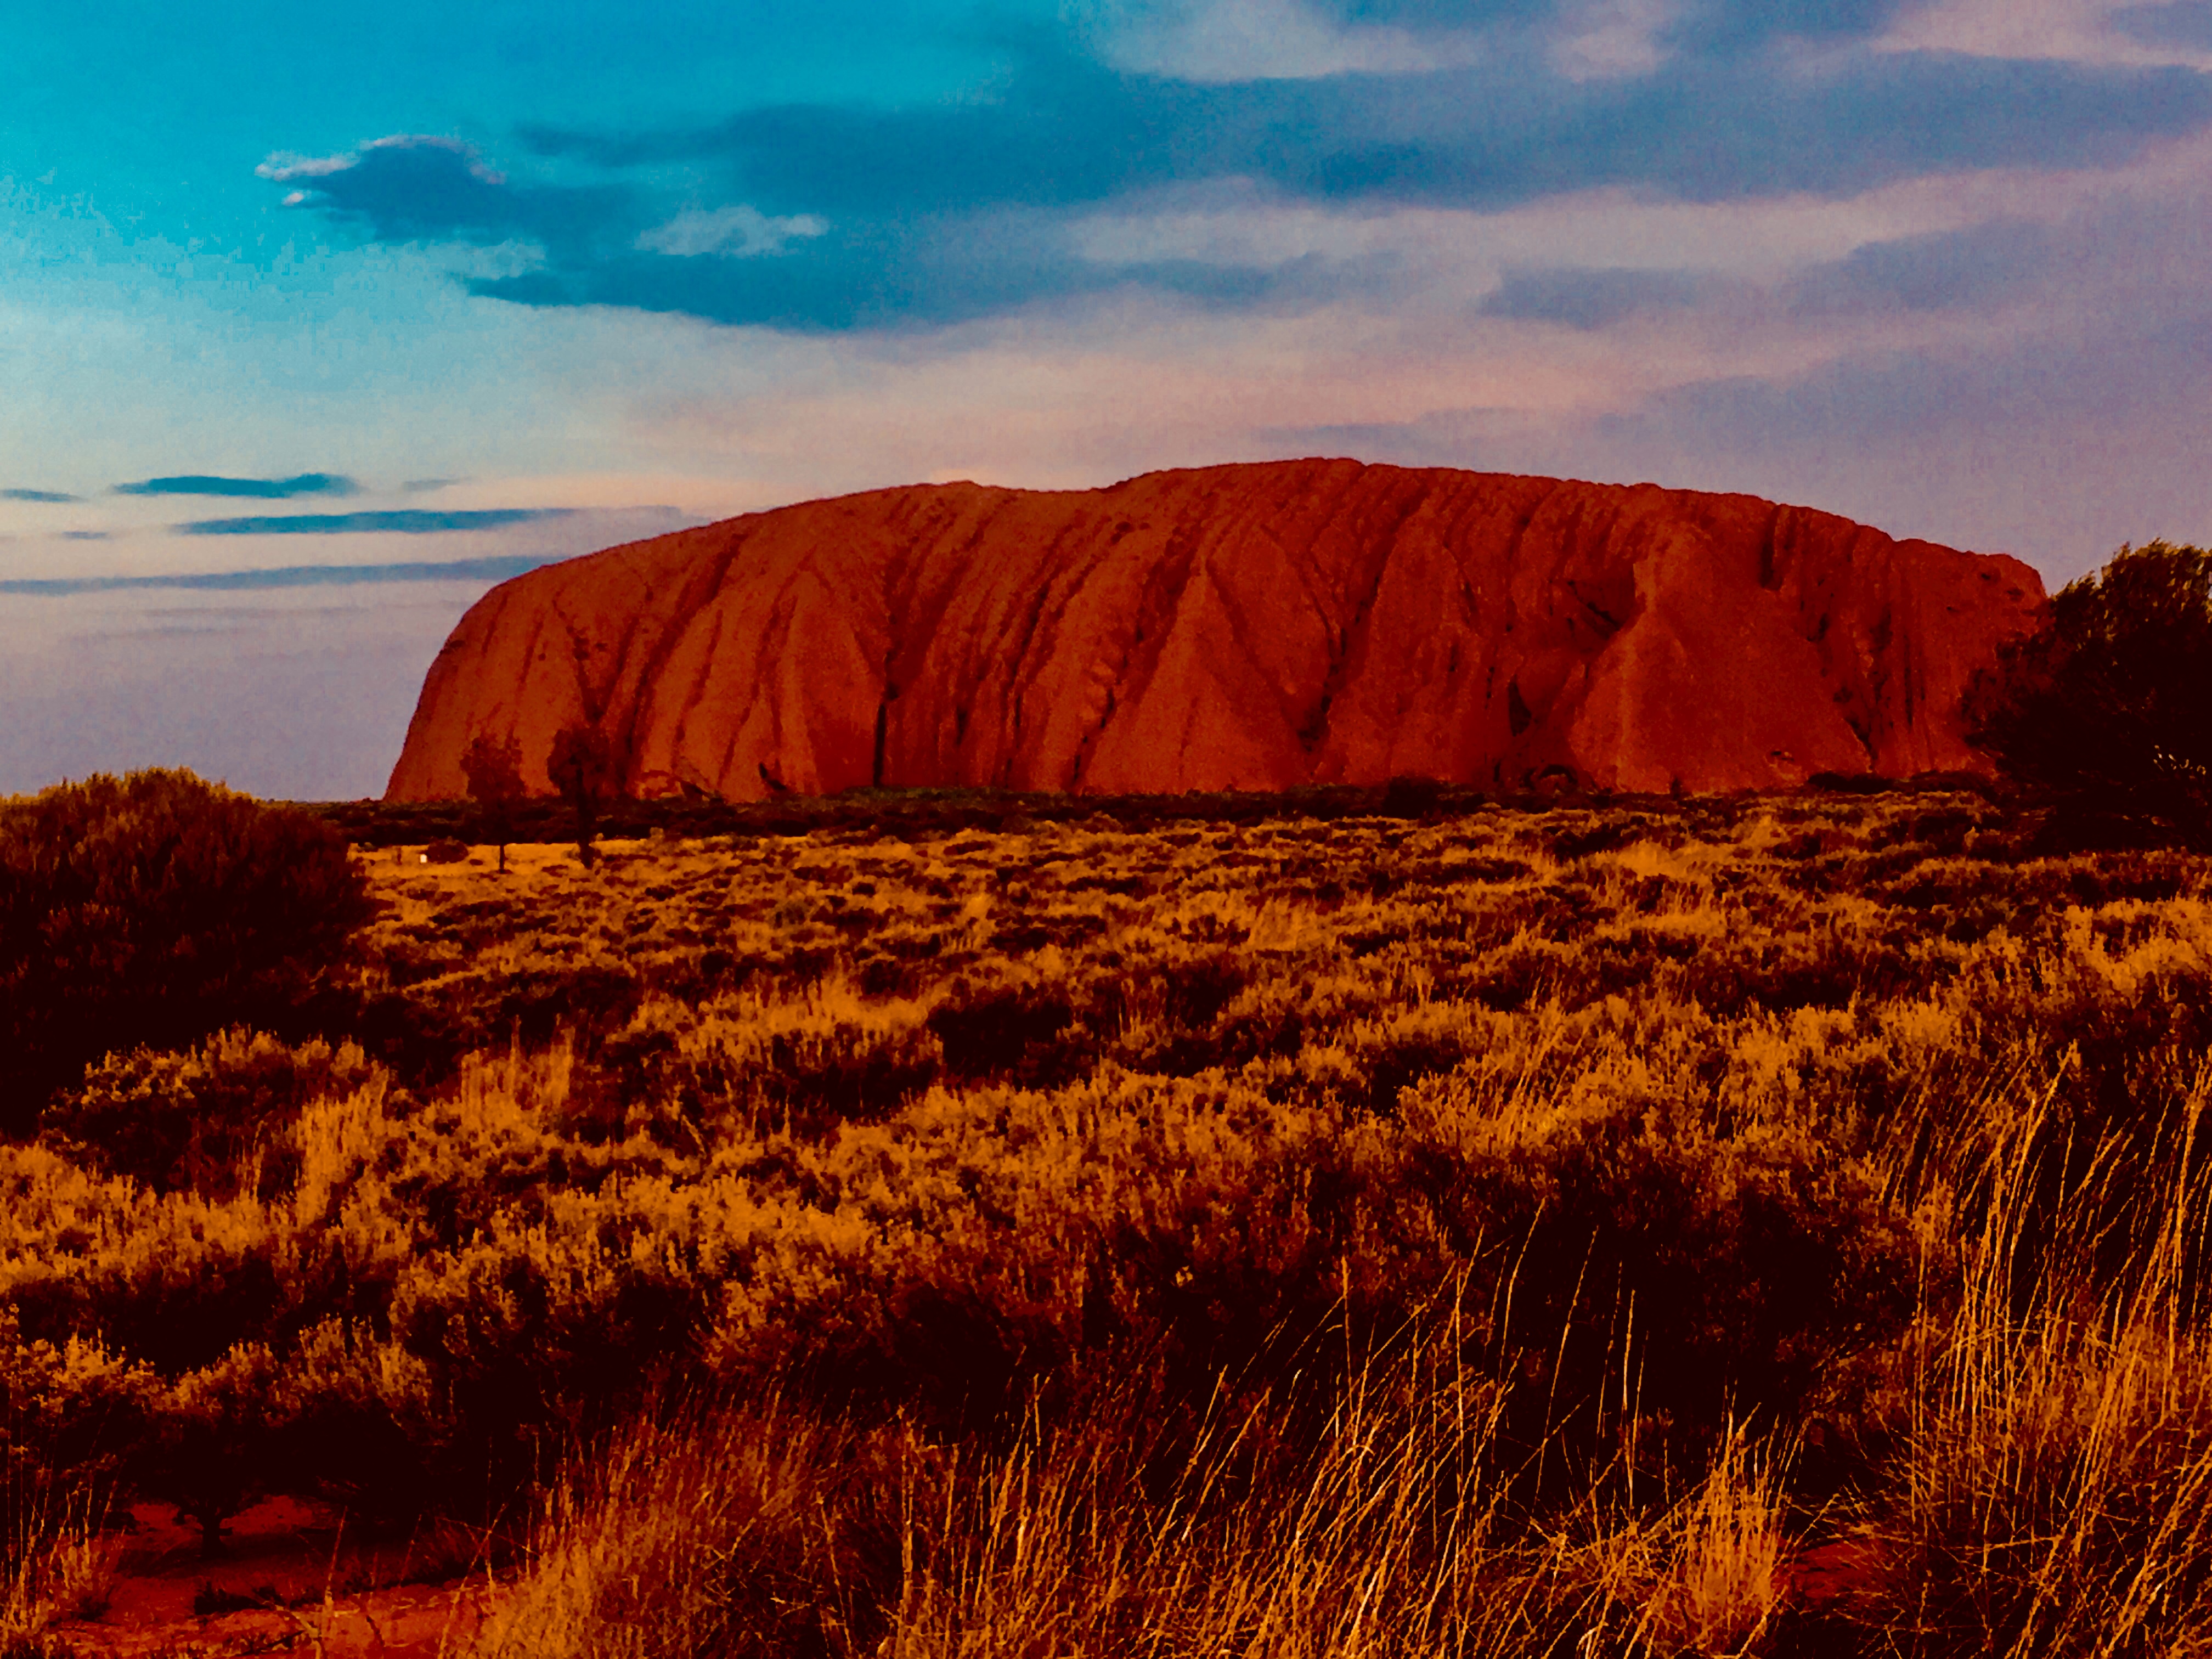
[305,770,2000,850]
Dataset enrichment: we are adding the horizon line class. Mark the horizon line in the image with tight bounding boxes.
[0,554,568,596]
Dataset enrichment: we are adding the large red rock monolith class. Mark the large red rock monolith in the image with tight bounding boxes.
[384,460,2046,801]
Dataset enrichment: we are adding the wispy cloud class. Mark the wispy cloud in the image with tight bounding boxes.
[1876,0,2212,66]
[0,554,568,596]
[1,489,81,504]
[2118,1,2212,49]
[1785,219,2055,315]
[57,531,114,542]
[174,507,578,535]
[114,473,361,499]
[1479,264,1713,328]
[1548,0,1677,82]
[1657,0,1904,54]
[636,205,828,257]
[1097,0,1488,82]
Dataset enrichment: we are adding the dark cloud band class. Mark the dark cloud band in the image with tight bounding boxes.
[115,473,360,499]
[2,489,81,504]
[0,555,567,596]
[176,508,578,535]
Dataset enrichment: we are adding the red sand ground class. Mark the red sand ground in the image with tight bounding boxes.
[52,1496,1880,1654]
[54,1497,496,1657]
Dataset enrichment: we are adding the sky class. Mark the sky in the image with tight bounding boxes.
[8,0,2212,798]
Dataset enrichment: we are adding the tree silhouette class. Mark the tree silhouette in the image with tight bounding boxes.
[1970,539,2212,847]
[460,731,526,873]
[547,722,616,868]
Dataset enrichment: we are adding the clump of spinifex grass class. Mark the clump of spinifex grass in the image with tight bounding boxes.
[1,1453,112,1658]
[475,1332,1798,1659]
[1858,1062,2212,1655]
[466,1400,897,1659]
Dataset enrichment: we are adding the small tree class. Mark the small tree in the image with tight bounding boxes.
[460,731,526,873]
[547,722,616,868]
[149,1344,283,1559]
[1970,539,2212,846]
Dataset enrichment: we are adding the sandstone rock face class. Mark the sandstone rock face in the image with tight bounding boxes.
[385,460,2047,802]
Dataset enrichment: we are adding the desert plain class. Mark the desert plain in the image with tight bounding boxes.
[5,778,2209,1657]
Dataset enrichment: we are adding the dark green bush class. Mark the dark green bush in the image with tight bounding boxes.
[0,770,375,1132]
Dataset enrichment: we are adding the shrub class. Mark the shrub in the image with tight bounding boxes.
[0,1308,155,1492]
[0,771,375,1133]
[674,988,945,1139]
[43,1029,380,1199]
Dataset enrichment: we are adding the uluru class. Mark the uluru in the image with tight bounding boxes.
[384,459,2047,802]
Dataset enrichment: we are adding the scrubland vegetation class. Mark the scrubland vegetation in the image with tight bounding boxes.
[2,765,2209,1657]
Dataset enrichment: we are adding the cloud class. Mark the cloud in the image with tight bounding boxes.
[114,473,360,499]
[1876,0,2212,66]
[467,210,1257,331]
[1096,0,1489,82]
[1786,219,2055,315]
[1310,0,1548,21]
[58,531,114,542]
[636,205,829,257]
[0,555,568,597]
[1656,0,1905,54]
[259,136,631,257]
[1314,0,1906,57]
[1548,0,1677,81]
[2115,1,2212,48]
[1602,292,2212,453]
[174,508,579,536]
[1,489,80,503]
[1479,264,1712,328]
[520,45,2211,220]
[264,20,2212,335]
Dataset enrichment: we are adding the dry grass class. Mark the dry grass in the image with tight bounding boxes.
[5,789,2211,1654]
[1,1465,113,1657]
[473,1335,1802,1659]
[1858,1063,2212,1655]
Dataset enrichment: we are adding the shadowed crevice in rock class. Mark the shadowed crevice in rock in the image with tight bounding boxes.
[384,459,2047,802]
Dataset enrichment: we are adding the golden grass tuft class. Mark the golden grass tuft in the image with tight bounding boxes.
[1,1464,114,1655]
